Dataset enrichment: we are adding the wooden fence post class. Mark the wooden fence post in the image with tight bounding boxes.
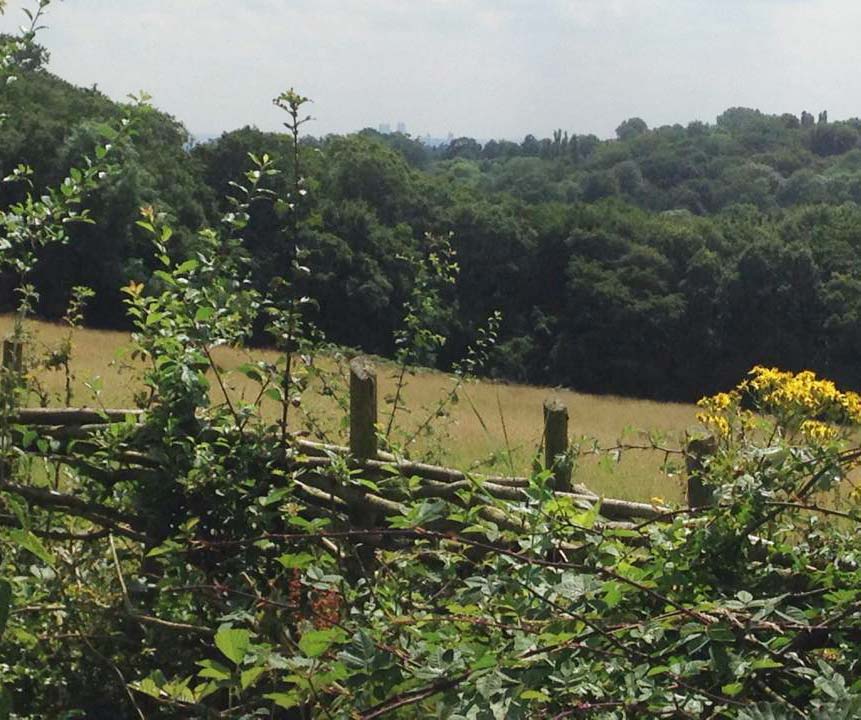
[350,357,378,460]
[2,338,24,374]
[685,434,717,508]
[543,398,571,492]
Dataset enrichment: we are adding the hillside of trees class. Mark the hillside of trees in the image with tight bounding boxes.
[5,46,861,400]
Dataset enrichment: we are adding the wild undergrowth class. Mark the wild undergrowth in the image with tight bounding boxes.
[1,5,861,719]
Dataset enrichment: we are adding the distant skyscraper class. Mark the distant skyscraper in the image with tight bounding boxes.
[397,121,406,134]
[378,123,391,134]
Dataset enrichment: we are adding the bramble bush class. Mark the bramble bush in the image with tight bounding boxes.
[2,5,861,719]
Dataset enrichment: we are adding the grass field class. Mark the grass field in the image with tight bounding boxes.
[2,316,702,502]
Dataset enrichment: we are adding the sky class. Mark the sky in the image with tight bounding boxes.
[2,0,859,141]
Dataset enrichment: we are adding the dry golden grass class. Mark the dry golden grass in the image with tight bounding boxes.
[2,316,701,502]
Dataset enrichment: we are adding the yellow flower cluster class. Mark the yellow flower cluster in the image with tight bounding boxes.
[747,366,861,425]
[123,280,145,298]
[696,391,739,438]
[697,367,861,441]
[705,392,736,411]
[799,419,839,442]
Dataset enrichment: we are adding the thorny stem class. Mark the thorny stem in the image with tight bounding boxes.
[203,345,240,427]
[280,317,295,452]
[404,374,465,451]
[385,362,409,440]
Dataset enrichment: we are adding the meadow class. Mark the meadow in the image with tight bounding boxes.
[1,315,701,502]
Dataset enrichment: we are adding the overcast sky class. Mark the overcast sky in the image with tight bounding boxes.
[2,0,858,141]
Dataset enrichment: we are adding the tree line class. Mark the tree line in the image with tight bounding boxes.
[4,46,861,400]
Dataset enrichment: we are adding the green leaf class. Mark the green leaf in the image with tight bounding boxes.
[340,631,377,673]
[194,307,215,322]
[265,692,300,709]
[751,658,783,671]
[196,659,232,681]
[134,676,163,699]
[194,680,219,701]
[176,259,199,274]
[94,122,119,141]
[602,581,624,609]
[241,666,266,690]
[707,624,736,643]
[571,498,602,529]
[236,362,264,383]
[153,270,177,286]
[298,628,346,658]
[6,497,26,531]
[520,689,551,702]
[722,682,744,697]
[277,552,315,570]
[264,388,283,402]
[9,530,55,567]
[470,652,497,671]
[214,628,251,665]
[146,540,181,558]
[606,528,641,538]
[260,487,292,507]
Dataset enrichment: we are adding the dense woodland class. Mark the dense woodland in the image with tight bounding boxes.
[5,45,861,399]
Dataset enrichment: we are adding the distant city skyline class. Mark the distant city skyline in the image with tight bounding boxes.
[2,0,860,141]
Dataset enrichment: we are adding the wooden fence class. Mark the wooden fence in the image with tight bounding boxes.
[3,342,714,527]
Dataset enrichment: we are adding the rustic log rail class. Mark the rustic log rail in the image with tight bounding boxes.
[11,408,144,425]
[4,352,703,524]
